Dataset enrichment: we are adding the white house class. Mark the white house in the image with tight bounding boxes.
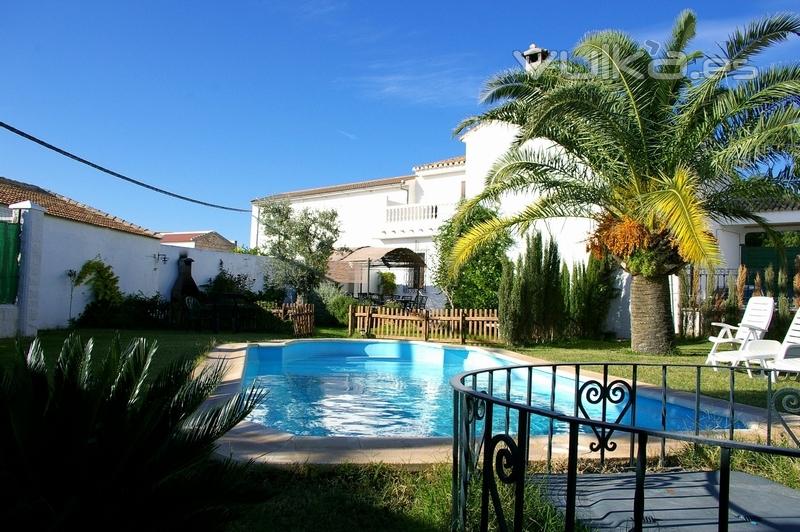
[250,44,800,337]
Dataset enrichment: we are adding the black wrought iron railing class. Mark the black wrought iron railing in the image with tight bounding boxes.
[450,363,800,532]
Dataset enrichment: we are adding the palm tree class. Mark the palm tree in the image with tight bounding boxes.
[0,335,264,530]
[451,10,800,354]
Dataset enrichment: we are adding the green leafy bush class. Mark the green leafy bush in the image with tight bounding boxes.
[433,202,512,308]
[0,335,263,530]
[316,281,345,305]
[77,292,169,329]
[327,294,359,326]
[72,259,172,328]
[566,254,617,339]
[204,262,255,297]
[73,257,123,305]
[378,272,396,296]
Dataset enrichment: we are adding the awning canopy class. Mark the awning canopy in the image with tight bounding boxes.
[326,246,426,284]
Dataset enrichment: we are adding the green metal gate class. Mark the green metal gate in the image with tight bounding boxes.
[0,222,20,304]
[740,245,800,297]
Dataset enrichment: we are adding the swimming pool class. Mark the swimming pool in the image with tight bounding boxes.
[243,340,738,437]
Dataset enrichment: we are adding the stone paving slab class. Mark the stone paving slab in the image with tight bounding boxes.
[536,471,800,531]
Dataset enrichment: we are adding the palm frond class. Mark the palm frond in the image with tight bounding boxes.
[25,338,45,373]
[451,146,603,227]
[711,105,800,173]
[574,30,655,147]
[177,384,266,449]
[449,216,521,274]
[641,166,720,266]
[660,9,697,58]
[678,13,800,141]
[514,81,642,166]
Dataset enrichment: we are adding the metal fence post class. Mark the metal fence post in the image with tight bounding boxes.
[565,420,579,532]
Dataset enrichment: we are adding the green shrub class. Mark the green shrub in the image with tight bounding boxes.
[498,232,617,344]
[76,292,169,329]
[567,254,617,339]
[72,259,167,328]
[73,257,123,305]
[0,335,263,530]
[378,272,396,296]
[327,294,358,326]
[308,290,337,326]
[316,281,344,305]
[433,202,512,309]
[204,261,255,297]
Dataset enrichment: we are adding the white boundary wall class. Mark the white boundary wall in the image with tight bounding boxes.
[1,202,272,336]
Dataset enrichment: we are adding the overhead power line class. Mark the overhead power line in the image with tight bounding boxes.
[0,120,250,213]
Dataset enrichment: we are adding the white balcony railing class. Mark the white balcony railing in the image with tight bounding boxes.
[386,203,440,223]
[381,203,457,237]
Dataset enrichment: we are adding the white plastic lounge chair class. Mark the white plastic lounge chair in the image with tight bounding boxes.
[706,296,774,373]
[759,310,800,382]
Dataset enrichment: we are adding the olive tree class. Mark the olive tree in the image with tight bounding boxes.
[258,199,340,300]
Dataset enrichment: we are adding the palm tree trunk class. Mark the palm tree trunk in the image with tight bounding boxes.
[630,274,675,354]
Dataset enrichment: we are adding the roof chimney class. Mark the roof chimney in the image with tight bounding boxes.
[522,42,550,71]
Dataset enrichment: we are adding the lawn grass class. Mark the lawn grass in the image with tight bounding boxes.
[228,463,574,532]
[0,326,348,368]
[229,464,452,532]
[513,338,791,409]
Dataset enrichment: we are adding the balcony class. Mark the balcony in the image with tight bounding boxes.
[380,202,456,238]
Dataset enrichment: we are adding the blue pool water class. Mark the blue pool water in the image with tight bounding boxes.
[243,340,739,437]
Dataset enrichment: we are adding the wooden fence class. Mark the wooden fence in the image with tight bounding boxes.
[267,303,315,337]
[348,305,500,344]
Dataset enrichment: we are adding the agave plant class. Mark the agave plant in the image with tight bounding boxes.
[0,335,263,530]
[452,10,800,353]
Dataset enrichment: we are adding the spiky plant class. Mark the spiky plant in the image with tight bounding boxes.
[0,335,264,530]
[451,10,800,353]
[754,271,764,297]
[737,265,748,309]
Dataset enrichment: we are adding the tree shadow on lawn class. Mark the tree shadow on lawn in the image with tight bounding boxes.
[228,464,448,532]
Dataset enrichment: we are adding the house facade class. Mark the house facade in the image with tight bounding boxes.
[249,46,800,338]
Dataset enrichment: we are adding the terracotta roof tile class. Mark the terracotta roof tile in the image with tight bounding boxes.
[0,176,159,238]
[412,155,466,172]
[158,231,209,243]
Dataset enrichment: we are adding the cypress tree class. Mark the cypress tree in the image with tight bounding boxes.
[498,259,514,343]
[561,262,572,337]
[542,238,563,340]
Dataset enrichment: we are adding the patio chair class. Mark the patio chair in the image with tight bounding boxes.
[759,309,800,382]
[706,296,774,371]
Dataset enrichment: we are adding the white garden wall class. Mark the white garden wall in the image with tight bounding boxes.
[1,203,272,336]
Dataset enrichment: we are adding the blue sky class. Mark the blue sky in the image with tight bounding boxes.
[1,0,798,244]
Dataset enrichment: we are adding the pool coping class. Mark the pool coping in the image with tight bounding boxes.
[207,339,775,466]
